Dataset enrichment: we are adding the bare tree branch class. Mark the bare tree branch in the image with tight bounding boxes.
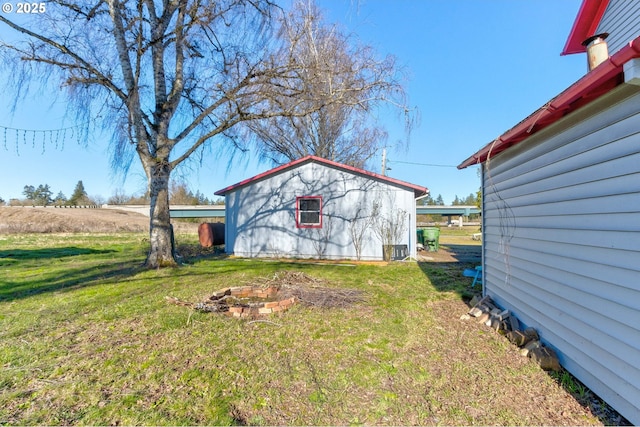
[241,0,413,168]
[0,14,126,102]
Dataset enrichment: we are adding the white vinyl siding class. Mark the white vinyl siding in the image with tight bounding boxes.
[481,86,640,425]
[597,0,640,54]
[223,161,418,261]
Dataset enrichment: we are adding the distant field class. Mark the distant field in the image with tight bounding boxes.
[0,206,197,234]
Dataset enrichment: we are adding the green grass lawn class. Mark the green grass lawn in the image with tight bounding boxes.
[0,232,601,426]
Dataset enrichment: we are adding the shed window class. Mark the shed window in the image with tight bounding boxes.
[296,196,322,228]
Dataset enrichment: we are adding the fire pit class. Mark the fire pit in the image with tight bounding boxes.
[166,271,365,318]
[193,285,296,318]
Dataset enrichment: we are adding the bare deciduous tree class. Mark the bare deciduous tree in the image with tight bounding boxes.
[311,213,333,258]
[348,204,375,261]
[371,199,408,261]
[243,0,414,168]
[0,0,341,268]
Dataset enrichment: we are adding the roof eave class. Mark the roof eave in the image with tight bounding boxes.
[561,0,610,55]
[215,155,429,198]
[458,36,640,170]
[213,156,313,196]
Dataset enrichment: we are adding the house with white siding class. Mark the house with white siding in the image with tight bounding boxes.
[215,155,428,261]
[458,0,640,424]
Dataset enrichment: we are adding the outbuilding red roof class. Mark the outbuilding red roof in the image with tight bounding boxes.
[458,35,640,170]
[215,155,429,198]
[562,0,610,55]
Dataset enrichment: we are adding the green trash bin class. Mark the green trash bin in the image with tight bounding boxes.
[421,227,440,252]
[416,228,424,246]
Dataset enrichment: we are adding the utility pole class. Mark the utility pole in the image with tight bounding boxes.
[381,148,387,176]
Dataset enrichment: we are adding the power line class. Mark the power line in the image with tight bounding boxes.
[387,159,458,168]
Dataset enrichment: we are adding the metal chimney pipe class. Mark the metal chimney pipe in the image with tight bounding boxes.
[582,33,609,71]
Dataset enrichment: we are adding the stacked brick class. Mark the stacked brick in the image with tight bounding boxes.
[168,285,297,319]
[461,295,561,371]
[227,296,296,318]
[211,285,296,318]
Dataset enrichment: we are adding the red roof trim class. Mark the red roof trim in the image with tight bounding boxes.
[215,155,429,197]
[459,36,640,170]
[562,0,610,55]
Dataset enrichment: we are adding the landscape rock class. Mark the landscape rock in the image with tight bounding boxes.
[497,309,510,321]
[468,306,482,317]
[477,312,490,324]
[509,315,520,332]
[488,316,501,331]
[507,330,530,347]
[520,339,541,357]
[529,346,561,371]
[524,327,539,341]
[469,295,481,308]
[460,298,560,372]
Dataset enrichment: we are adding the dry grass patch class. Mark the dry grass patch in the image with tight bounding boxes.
[0,206,197,234]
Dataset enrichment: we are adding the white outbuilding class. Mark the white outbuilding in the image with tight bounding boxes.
[215,155,428,261]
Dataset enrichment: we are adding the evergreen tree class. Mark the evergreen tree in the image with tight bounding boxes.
[23,184,53,205]
[194,191,209,205]
[34,184,53,206]
[69,181,88,206]
[420,194,435,206]
[463,192,477,205]
[23,185,35,201]
[435,194,444,205]
[54,191,67,206]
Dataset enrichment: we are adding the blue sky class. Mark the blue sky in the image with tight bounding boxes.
[0,0,586,204]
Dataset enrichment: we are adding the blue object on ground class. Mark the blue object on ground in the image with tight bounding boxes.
[463,266,482,287]
[471,266,482,287]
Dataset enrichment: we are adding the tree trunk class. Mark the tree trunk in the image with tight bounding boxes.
[145,161,177,268]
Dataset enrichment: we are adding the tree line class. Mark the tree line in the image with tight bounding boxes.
[10,181,92,207]
[420,191,480,207]
[2,184,479,208]
[1,181,222,207]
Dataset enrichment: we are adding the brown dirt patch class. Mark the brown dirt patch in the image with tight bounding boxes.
[418,236,482,265]
[418,244,481,263]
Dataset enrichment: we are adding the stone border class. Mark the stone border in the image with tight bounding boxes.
[461,295,561,371]
[211,286,296,318]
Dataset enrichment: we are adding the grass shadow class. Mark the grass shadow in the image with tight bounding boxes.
[417,242,482,301]
[0,247,115,260]
[0,247,142,302]
[433,243,482,264]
